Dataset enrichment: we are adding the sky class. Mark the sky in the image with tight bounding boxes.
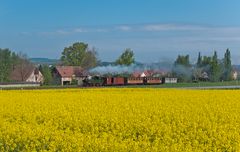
[1,0,240,63]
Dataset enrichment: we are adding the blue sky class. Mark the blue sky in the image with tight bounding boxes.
[1,0,240,63]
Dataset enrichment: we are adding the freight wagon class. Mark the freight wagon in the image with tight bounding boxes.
[105,77,125,85]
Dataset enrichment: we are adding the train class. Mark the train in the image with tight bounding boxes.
[82,76,177,86]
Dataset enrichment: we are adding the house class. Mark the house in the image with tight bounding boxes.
[199,71,209,81]
[53,66,88,85]
[10,66,43,83]
[132,71,148,78]
[132,70,153,78]
[132,69,171,78]
[132,71,142,77]
[152,70,169,77]
[232,70,238,80]
[142,70,154,77]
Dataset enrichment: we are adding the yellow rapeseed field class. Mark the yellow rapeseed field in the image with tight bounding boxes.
[0,88,240,151]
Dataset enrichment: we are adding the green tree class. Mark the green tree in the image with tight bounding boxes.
[173,54,191,82]
[115,48,135,66]
[60,42,98,69]
[0,48,12,82]
[202,56,212,67]
[223,48,232,81]
[0,49,32,82]
[174,55,190,67]
[196,52,202,67]
[210,51,221,82]
[81,48,99,69]
[39,65,53,85]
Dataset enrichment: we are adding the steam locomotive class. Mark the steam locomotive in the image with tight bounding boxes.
[82,76,163,86]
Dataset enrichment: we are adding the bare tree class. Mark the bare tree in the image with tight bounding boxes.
[12,53,34,81]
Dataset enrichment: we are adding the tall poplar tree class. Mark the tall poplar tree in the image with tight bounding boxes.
[223,48,232,80]
[210,51,221,82]
[197,52,202,67]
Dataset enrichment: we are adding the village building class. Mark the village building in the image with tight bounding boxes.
[10,66,44,83]
[132,70,169,78]
[131,71,142,78]
[132,70,154,78]
[152,70,169,77]
[232,70,238,80]
[199,71,209,81]
[53,66,88,85]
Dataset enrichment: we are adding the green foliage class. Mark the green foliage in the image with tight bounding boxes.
[222,48,232,81]
[210,51,221,82]
[197,52,202,67]
[194,50,232,82]
[0,49,28,82]
[0,49,12,82]
[71,79,78,85]
[224,49,231,69]
[173,55,192,82]
[39,65,53,85]
[115,48,135,66]
[81,49,98,69]
[174,55,190,67]
[60,42,98,69]
[202,56,212,67]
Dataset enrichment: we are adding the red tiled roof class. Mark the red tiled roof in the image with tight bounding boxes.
[132,71,141,77]
[55,66,87,77]
[143,70,154,77]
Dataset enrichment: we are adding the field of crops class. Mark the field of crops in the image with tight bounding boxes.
[0,88,240,151]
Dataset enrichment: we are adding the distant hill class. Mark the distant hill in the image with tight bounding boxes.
[98,61,145,66]
[30,58,59,65]
[98,61,115,66]
[232,65,240,71]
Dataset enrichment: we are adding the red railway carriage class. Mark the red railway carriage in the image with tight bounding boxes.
[146,77,162,84]
[104,77,125,85]
[127,77,144,85]
[113,77,125,85]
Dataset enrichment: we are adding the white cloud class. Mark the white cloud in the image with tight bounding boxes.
[38,28,87,36]
[12,23,240,64]
[143,24,176,31]
[74,28,87,33]
[142,24,208,31]
[115,25,132,31]
[95,28,108,32]
[19,32,32,36]
[37,27,109,36]
[56,30,70,35]
[17,23,240,38]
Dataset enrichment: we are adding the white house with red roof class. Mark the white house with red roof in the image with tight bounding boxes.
[53,66,88,85]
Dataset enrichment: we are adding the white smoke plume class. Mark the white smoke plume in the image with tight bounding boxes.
[89,64,142,75]
[89,63,173,75]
